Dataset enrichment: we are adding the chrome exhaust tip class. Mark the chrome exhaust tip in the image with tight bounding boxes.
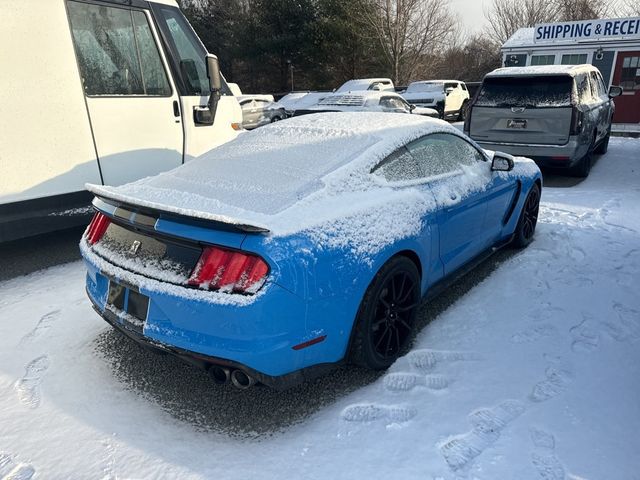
[230,369,255,389]
[209,366,231,385]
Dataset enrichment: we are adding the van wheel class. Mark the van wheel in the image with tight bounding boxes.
[350,257,421,370]
[512,183,540,248]
[594,131,610,155]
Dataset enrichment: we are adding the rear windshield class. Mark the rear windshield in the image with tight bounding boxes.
[406,82,444,93]
[475,76,573,108]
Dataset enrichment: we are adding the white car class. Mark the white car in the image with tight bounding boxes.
[299,91,439,117]
[277,91,332,116]
[335,78,395,93]
[402,80,470,120]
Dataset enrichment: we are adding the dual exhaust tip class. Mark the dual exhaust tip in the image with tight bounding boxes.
[208,365,255,389]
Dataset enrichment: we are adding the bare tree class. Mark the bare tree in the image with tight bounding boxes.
[553,0,610,20]
[358,0,458,84]
[484,0,557,44]
[619,0,640,15]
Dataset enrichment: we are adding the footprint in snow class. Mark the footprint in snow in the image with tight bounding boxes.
[511,324,557,344]
[529,428,566,480]
[341,404,417,424]
[570,313,600,353]
[0,453,36,480]
[14,355,50,409]
[407,349,478,372]
[530,366,572,403]
[603,302,640,342]
[383,372,449,392]
[20,310,60,344]
[439,400,525,471]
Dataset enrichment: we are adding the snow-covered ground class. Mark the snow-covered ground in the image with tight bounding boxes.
[1,138,639,479]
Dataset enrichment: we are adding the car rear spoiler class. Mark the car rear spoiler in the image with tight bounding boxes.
[91,196,270,234]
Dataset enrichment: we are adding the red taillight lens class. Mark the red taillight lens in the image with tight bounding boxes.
[85,212,111,245]
[188,246,269,294]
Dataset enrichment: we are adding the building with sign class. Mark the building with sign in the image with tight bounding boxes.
[501,17,640,123]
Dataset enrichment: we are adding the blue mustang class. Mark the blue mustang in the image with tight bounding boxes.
[81,112,541,389]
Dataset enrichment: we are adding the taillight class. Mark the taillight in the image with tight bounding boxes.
[85,212,111,245]
[188,246,269,294]
[570,107,583,135]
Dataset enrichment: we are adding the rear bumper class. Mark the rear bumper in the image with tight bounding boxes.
[473,138,584,169]
[82,245,336,388]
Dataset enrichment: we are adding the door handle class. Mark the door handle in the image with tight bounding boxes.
[173,100,180,118]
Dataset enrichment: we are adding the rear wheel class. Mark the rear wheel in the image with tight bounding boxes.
[350,256,421,370]
[513,183,540,248]
[594,131,610,154]
[271,116,282,123]
[572,135,596,177]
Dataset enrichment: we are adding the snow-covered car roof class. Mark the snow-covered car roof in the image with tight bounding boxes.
[335,78,394,93]
[87,112,459,233]
[311,90,404,108]
[278,91,331,111]
[486,64,596,78]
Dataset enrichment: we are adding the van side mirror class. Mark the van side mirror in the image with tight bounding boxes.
[491,152,514,172]
[194,54,222,125]
[609,85,623,98]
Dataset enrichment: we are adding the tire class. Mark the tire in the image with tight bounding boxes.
[457,100,469,122]
[271,116,282,123]
[350,256,421,370]
[572,135,596,178]
[594,131,610,154]
[512,183,540,248]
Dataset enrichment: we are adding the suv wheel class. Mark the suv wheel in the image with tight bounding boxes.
[572,135,596,178]
[594,130,610,155]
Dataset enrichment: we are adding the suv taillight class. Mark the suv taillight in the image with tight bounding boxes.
[570,106,583,136]
[85,212,110,245]
[188,246,269,294]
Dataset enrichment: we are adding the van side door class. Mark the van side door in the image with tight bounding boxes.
[150,4,242,161]
[67,0,184,186]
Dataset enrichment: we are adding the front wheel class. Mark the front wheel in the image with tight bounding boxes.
[512,183,540,248]
[350,256,421,370]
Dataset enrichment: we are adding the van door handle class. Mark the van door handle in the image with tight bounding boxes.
[173,100,180,117]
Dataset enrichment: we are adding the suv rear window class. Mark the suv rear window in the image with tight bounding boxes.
[475,76,573,108]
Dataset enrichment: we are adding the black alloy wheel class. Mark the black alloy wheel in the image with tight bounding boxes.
[350,256,421,370]
[513,183,540,248]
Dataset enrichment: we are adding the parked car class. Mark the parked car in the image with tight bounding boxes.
[296,91,439,117]
[335,78,395,93]
[401,80,470,120]
[238,97,286,129]
[277,91,332,116]
[0,0,242,242]
[80,112,542,389]
[464,65,623,177]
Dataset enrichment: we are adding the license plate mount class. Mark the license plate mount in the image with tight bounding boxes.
[507,119,527,129]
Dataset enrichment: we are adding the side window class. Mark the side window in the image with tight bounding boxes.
[153,5,232,96]
[460,83,468,91]
[407,133,484,178]
[444,82,457,91]
[372,147,421,182]
[67,1,171,96]
[575,74,591,103]
[380,96,407,111]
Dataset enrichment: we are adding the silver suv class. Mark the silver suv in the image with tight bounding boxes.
[464,65,622,177]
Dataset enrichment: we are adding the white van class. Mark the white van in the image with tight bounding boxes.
[0,0,242,242]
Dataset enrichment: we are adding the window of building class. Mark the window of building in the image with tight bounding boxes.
[530,55,555,66]
[561,53,588,65]
[67,1,171,96]
[621,56,640,90]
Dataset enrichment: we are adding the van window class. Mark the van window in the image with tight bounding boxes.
[475,76,573,108]
[67,1,171,96]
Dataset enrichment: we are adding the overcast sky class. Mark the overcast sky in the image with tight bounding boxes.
[450,0,491,34]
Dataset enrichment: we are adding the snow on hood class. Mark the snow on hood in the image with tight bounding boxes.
[87,113,459,232]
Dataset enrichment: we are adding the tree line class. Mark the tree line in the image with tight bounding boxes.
[180,0,634,93]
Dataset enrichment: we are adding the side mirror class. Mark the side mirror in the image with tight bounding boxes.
[409,103,416,112]
[609,85,623,98]
[445,87,454,95]
[491,152,514,172]
[195,54,222,125]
